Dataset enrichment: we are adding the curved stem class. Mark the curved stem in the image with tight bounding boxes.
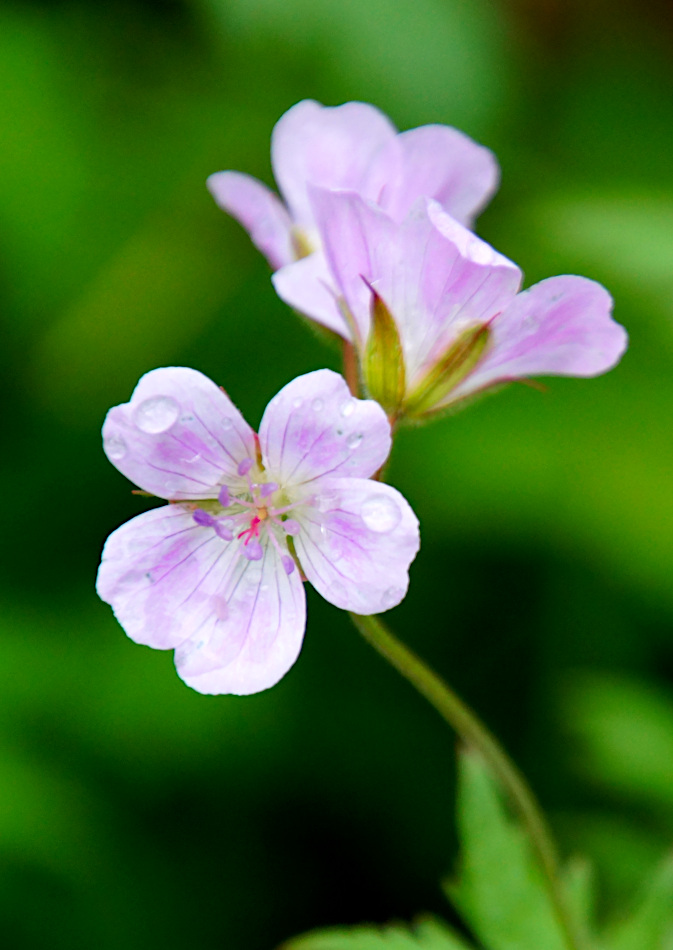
[349,611,582,950]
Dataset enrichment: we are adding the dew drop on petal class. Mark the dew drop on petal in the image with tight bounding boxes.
[292,397,303,409]
[340,399,356,418]
[213,596,229,621]
[311,398,323,412]
[346,433,363,450]
[380,586,404,611]
[104,434,127,460]
[134,395,180,433]
[221,417,233,430]
[361,494,402,533]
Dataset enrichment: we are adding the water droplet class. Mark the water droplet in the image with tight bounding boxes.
[134,395,180,434]
[380,586,404,611]
[104,434,127,460]
[221,417,233,430]
[292,397,303,409]
[340,399,356,417]
[213,596,229,621]
[361,494,401,533]
[346,433,363,450]
[316,491,337,512]
[311,398,323,411]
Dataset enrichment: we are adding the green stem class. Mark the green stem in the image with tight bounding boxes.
[349,611,582,950]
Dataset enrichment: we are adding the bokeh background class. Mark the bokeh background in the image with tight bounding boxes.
[2,0,673,946]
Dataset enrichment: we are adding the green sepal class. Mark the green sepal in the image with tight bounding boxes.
[362,287,406,416]
[405,324,490,418]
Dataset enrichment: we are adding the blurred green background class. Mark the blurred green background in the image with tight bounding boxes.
[1,0,673,946]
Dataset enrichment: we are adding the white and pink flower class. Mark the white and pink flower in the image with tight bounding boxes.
[274,190,628,415]
[208,99,499,337]
[97,367,419,695]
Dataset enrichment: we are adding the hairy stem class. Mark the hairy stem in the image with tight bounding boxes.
[349,611,582,950]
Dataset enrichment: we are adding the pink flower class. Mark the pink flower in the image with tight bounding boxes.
[97,368,419,695]
[274,190,628,416]
[207,99,499,337]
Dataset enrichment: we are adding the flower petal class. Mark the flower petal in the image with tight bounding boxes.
[293,478,420,615]
[258,369,391,486]
[309,189,522,379]
[448,275,628,403]
[271,99,397,229]
[207,171,295,270]
[97,504,307,695]
[175,538,306,696]
[272,252,351,339]
[97,504,234,650]
[363,124,500,227]
[102,367,257,499]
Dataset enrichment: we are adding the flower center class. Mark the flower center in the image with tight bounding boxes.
[191,458,302,576]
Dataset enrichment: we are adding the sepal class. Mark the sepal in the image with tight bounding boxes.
[405,324,490,417]
[362,285,406,417]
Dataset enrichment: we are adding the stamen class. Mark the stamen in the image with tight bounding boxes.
[214,519,234,541]
[193,509,215,527]
[243,539,263,561]
[237,458,253,476]
[218,485,230,508]
[260,482,278,498]
[282,555,295,575]
[271,500,304,517]
[282,518,300,536]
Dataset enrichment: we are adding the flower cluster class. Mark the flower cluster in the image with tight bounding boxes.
[211,99,627,419]
[98,99,627,695]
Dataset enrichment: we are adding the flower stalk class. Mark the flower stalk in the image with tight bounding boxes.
[349,611,584,950]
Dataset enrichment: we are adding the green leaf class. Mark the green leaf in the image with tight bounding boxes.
[404,325,490,418]
[445,749,571,950]
[280,916,475,950]
[363,286,406,416]
[603,853,673,950]
[563,674,673,814]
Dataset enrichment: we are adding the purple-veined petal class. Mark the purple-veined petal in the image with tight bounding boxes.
[448,275,628,403]
[309,189,522,379]
[293,477,419,615]
[97,504,234,650]
[363,124,500,227]
[259,369,391,487]
[102,367,256,500]
[271,99,397,229]
[97,504,307,695]
[207,171,295,270]
[176,536,306,696]
[272,252,351,339]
